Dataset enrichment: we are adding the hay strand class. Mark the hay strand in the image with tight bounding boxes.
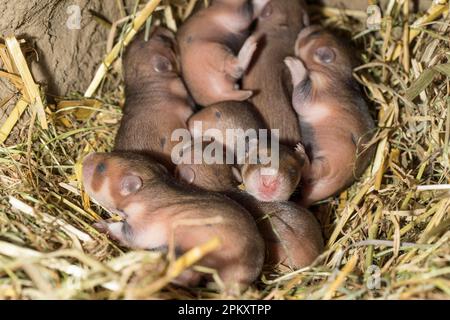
[4,36,48,129]
[84,0,162,98]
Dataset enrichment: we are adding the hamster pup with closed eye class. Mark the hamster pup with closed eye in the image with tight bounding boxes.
[285,26,375,206]
[82,152,265,292]
[243,0,310,147]
[177,0,270,106]
[187,100,308,202]
[284,26,375,206]
[175,143,324,269]
[115,27,194,171]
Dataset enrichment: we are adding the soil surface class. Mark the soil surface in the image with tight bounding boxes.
[0,0,123,97]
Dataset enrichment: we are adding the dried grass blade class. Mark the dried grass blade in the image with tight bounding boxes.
[4,36,48,129]
[0,98,28,143]
[84,0,162,98]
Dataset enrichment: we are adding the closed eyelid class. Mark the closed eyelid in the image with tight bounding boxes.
[314,47,336,64]
[152,55,173,72]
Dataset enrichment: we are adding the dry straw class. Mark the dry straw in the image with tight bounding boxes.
[0,0,449,299]
[84,0,162,98]
[4,37,48,129]
[0,37,49,143]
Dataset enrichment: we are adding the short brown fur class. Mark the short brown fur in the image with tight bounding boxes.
[176,152,323,268]
[115,27,194,171]
[82,152,265,291]
[285,26,376,206]
[188,101,308,202]
[243,0,310,147]
[177,0,270,106]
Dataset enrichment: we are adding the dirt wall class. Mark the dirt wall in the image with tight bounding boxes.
[0,0,122,97]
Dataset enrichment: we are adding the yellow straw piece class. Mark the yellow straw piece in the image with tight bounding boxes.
[130,237,221,298]
[323,254,358,300]
[164,5,178,31]
[84,0,162,98]
[0,98,29,143]
[56,99,102,120]
[390,1,449,61]
[4,36,48,129]
[0,70,23,87]
[167,237,221,278]
[0,46,16,73]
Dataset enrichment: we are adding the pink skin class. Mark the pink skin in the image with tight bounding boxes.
[177,0,270,106]
[186,101,307,202]
[115,27,194,171]
[239,145,305,202]
[174,147,324,269]
[285,26,375,206]
[243,169,290,202]
[241,168,298,202]
[242,0,310,147]
[82,152,265,292]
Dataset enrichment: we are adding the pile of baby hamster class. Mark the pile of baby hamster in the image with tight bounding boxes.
[82,0,375,293]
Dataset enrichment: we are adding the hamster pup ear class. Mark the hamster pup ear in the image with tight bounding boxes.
[151,54,173,73]
[314,46,336,64]
[176,166,196,185]
[120,175,143,196]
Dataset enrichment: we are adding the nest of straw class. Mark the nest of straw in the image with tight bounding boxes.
[0,0,449,299]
